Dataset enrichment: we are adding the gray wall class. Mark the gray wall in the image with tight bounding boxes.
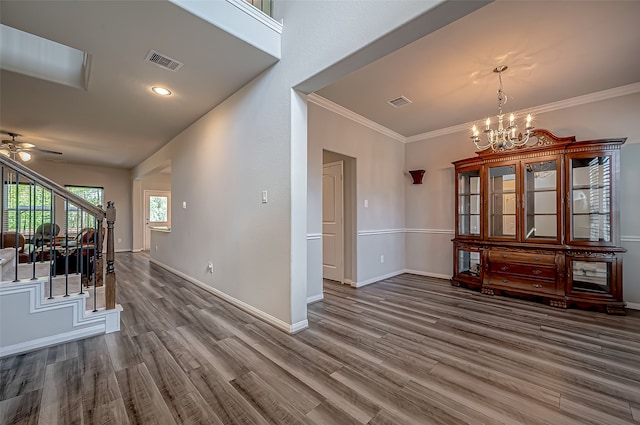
[308,102,406,297]
[132,1,470,327]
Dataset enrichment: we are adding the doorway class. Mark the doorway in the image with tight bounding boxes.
[323,161,344,282]
[322,150,356,285]
[144,190,171,251]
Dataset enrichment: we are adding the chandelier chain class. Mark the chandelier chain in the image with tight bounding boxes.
[471,65,534,152]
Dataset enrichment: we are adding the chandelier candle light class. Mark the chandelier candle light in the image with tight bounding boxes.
[471,65,534,151]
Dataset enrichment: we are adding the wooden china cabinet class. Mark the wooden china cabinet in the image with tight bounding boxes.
[452,129,626,314]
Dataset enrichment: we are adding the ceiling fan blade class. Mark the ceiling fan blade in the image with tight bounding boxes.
[33,147,63,155]
[17,142,35,149]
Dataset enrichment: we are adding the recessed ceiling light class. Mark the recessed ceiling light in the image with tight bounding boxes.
[152,86,171,96]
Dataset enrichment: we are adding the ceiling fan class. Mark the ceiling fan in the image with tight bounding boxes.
[0,132,62,162]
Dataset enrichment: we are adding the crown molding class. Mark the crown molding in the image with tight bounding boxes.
[528,82,640,116]
[310,83,640,145]
[405,82,640,143]
[307,93,407,143]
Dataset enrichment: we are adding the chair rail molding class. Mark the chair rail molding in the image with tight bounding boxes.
[621,235,640,243]
[358,229,405,236]
[404,228,455,235]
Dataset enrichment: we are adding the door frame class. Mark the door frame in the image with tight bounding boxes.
[143,190,171,251]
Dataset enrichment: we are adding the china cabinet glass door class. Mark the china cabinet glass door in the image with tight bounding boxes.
[569,154,612,243]
[457,248,481,277]
[457,168,481,236]
[570,259,611,294]
[523,158,559,242]
[488,164,517,239]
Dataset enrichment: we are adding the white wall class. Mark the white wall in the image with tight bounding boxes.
[405,91,640,305]
[29,160,133,252]
[308,102,406,295]
[133,1,481,328]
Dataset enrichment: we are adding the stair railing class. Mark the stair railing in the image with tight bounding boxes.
[0,155,116,311]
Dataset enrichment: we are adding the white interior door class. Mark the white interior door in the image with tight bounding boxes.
[144,190,171,251]
[322,161,344,282]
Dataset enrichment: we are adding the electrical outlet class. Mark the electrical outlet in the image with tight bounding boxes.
[183,201,187,209]
[364,199,369,208]
[207,262,214,273]
[380,255,384,263]
[117,238,122,244]
[155,245,158,252]
[262,190,268,203]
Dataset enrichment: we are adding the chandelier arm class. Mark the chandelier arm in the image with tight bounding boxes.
[473,136,494,151]
[470,65,535,151]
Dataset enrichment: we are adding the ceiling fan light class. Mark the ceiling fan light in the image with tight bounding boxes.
[0,148,10,157]
[18,151,31,161]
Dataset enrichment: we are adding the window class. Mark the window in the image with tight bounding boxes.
[64,185,104,233]
[3,182,52,234]
[149,195,168,222]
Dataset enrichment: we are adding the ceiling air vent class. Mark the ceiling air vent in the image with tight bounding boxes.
[387,96,412,108]
[144,49,183,72]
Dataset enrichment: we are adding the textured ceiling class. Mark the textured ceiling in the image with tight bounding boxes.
[0,0,278,168]
[317,1,640,138]
[1,1,638,169]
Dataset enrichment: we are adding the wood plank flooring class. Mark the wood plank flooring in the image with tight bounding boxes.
[2,252,640,424]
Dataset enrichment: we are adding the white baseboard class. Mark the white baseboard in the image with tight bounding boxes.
[0,279,123,357]
[353,270,405,288]
[306,294,324,304]
[149,258,308,334]
[348,269,451,289]
[115,249,133,253]
[0,324,105,358]
[404,269,452,281]
[626,302,640,311]
[290,319,309,334]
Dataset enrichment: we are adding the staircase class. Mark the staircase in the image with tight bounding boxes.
[0,155,121,357]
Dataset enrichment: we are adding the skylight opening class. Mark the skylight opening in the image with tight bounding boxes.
[0,24,90,90]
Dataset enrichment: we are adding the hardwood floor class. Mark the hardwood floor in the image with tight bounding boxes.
[2,252,640,424]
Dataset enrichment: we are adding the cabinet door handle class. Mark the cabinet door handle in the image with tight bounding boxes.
[532,269,542,275]
[532,284,542,288]
[501,266,509,271]
[502,279,509,283]
[534,257,541,261]
[502,254,508,258]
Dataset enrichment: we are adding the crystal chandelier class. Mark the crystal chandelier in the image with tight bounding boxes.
[471,65,534,151]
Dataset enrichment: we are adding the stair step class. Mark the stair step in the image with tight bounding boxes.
[1,262,105,311]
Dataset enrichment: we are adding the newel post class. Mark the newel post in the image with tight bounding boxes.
[96,215,104,287]
[105,201,116,310]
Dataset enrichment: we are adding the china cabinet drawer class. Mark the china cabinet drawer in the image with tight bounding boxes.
[489,250,555,265]
[488,275,557,295]
[489,262,556,280]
